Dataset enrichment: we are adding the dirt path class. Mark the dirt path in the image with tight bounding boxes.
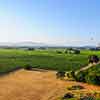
[0,69,100,100]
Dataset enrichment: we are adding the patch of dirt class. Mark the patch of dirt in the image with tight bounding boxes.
[0,69,100,100]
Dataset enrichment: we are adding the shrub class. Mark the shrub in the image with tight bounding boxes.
[75,71,87,82]
[85,73,100,85]
[28,48,35,51]
[56,51,62,54]
[56,71,65,79]
[67,71,73,78]
[24,64,32,70]
[88,55,99,64]
[66,71,76,79]
[62,93,74,99]
[70,71,76,78]
[74,50,80,54]
[74,64,100,85]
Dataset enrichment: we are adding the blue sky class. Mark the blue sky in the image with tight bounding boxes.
[0,0,100,46]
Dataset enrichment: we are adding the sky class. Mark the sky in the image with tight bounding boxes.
[0,0,100,46]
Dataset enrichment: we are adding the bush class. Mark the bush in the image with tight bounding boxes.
[62,93,74,99]
[56,71,65,79]
[74,50,80,54]
[67,71,73,78]
[24,64,32,70]
[56,51,62,54]
[88,55,99,64]
[28,48,35,51]
[70,71,76,78]
[85,73,100,85]
[74,64,100,85]
[75,71,87,82]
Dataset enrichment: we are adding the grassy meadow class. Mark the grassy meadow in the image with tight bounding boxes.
[0,48,100,74]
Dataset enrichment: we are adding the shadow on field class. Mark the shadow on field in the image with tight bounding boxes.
[0,66,22,77]
[24,64,53,72]
[24,67,50,72]
[0,65,53,77]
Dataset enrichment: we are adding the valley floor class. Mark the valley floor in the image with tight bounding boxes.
[0,69,100,100]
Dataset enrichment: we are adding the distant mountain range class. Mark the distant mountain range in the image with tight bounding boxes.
[0,42,47,48]
[14,42,48,47]
[0,42,96,48]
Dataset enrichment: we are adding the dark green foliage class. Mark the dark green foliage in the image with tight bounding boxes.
[56,71,65,79]
[70,71,76,78]
[28,48,35,51]
[88,55,99,64]
[24,64,32,70]
[56,50,62,54]
[74,49,80,54]
[84,64,100,85]
[75,71,87,82]
[0,66,21,75]
[86,73,100,85]
[74,64,100,85]
[62,93,74,99]
[66,71,76,79]
[66,71,72,78]
[68,48,73,51]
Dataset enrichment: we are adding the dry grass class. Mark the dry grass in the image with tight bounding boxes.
[0,69,100,100]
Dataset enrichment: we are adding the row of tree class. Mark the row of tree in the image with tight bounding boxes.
[56,48,80,54]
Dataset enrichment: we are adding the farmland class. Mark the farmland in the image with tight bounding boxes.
[0,48,100,100]
[0,48,100,74]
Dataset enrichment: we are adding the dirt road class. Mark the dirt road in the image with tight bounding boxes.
[0,69,100,100]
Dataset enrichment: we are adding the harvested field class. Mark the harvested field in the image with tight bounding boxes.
[0,69,100,100]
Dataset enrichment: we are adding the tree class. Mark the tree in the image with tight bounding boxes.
[88,55,99,64]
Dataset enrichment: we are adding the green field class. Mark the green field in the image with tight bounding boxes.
[0,48,100,74]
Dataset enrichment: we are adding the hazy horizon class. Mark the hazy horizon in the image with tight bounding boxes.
[0,0,100,46]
